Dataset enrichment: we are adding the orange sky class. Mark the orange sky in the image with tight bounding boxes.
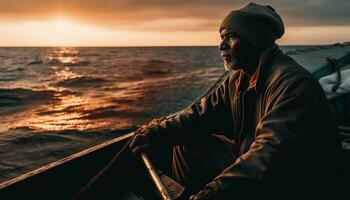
[0,0,349,46]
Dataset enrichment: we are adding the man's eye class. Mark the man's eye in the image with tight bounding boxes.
[221,34,227,40]
[227,34,235,40]
[221,34,228,40]
[221,33,235,41]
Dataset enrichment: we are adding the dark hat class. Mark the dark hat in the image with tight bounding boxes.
[219,2,284,50]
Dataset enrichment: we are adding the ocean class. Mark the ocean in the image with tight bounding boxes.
[1,45,349,183]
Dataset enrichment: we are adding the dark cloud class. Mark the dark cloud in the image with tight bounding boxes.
[0,0,349,31]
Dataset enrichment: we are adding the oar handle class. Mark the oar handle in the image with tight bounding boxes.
[141,153,173,200]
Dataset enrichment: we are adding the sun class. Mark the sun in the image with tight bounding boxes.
[46,17,89,46]
[15,16,109,46]
[53,18,72,30]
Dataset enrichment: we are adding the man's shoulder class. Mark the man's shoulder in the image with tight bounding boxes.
[265,53,324,97]
[272,53,313,80]
[268,53,316,85]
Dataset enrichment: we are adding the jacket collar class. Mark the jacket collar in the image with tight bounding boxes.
[235,45,282,93]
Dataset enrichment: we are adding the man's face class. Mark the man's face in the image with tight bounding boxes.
[219,28,242,71]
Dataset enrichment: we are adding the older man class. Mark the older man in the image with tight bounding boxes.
[130,2,340,199]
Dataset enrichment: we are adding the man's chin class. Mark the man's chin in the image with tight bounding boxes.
[224,62,239,71]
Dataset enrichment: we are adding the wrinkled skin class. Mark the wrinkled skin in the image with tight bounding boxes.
[219,28,261,76]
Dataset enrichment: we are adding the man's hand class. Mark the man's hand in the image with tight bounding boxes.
[130,118,166,155]
[129,129,152,155]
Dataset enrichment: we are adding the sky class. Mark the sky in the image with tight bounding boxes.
[0,0,349,46]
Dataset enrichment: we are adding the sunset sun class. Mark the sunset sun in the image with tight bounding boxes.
[19,17,107,46]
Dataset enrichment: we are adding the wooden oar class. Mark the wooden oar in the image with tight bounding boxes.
[141,153,173,200]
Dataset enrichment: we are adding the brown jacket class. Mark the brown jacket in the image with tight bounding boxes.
[147,45,341,199]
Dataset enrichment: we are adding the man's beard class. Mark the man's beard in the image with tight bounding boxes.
[224,56,241,71]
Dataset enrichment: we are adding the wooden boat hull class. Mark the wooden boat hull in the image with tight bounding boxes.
[0,132,159,199]
[1,128,350,199]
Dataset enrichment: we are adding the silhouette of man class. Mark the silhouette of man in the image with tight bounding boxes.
[130,2,340,199]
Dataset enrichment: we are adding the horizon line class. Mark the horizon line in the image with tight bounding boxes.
[0,44,337,48]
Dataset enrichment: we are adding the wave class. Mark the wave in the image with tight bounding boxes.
[48,58,90,67]
[0,88,76,115]
[61,52,79,57]
[0,77,17,82]
[16,67,25,71]
[142,59,174,67]
[82,110,125,120]
[109,50,119,54]
[27,60,44,65]
[64,61,90,67]
[48,58,61,65]
[53,76,109,88]
[81,53,100,57]
[0,88,55,106]
[142,68,172,75]
[0,88,54,115]
[139,59,174,75]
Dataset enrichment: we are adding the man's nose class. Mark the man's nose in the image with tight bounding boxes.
[219,40,228,51]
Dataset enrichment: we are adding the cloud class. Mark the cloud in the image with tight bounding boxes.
[0,0,349,31]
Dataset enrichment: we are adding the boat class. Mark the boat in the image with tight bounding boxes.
[1,51,350,200]
[0,131,173,199]
[0,130,181,200]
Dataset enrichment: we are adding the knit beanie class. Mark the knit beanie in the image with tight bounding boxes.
[219,2,284,50]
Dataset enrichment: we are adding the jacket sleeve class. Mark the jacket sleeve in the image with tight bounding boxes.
[195,76,324,199]
[145,71,235,146]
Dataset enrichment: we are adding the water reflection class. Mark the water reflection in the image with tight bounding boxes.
[9,47,132,132]
[49,47,79,64]
[54,66,83,80]
[45,47,90,67]
[21,95,87,131]
[18,93,133,131]
[3,47,222,134]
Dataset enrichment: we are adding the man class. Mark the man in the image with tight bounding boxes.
[130,2,341,199]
